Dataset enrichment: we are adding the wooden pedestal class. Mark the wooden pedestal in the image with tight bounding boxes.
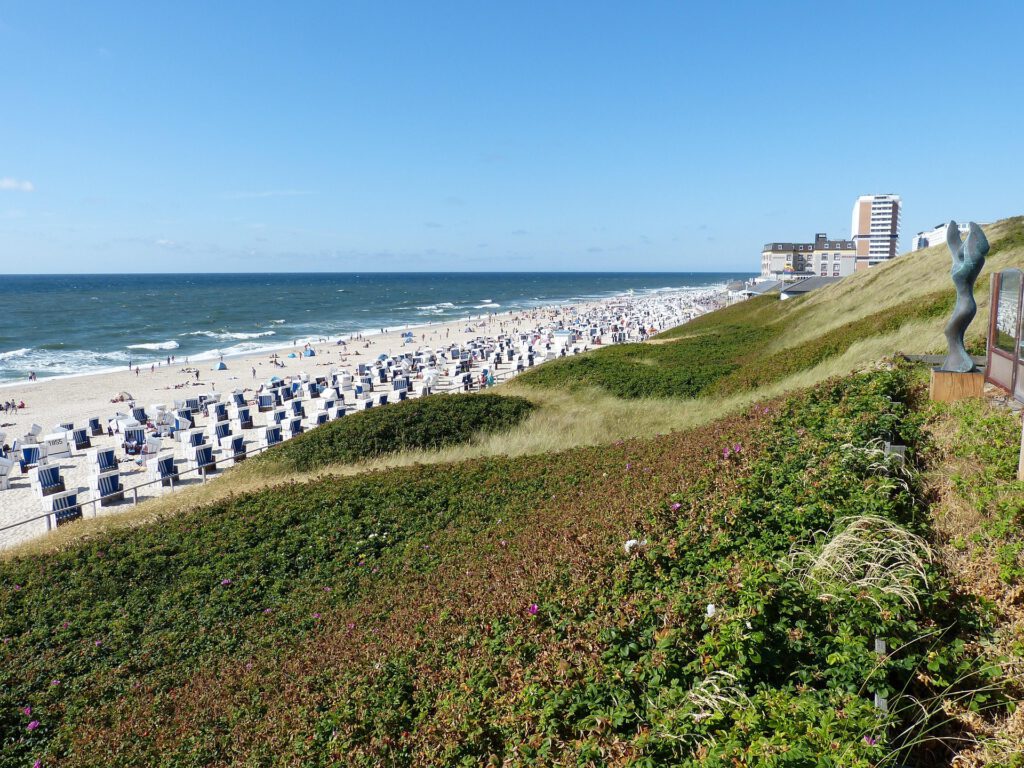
[929,369,985,402]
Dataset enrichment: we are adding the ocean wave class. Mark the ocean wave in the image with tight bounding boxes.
[0,347,31,361]
[416,302,456,310]
[182,330,276,340]
[474,302,501,309]
[270,319,286,324]
[0,348,133,377]
[127,340,180,351]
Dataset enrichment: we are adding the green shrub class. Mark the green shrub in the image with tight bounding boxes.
[261,392,534,471]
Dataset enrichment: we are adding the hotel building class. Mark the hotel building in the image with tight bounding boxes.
[851,194,901,269]
[761,233,856,279]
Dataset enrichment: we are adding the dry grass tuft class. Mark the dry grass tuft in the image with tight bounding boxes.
[790,515,933,612]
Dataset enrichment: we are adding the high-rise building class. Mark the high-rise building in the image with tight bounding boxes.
[851,194,901,270]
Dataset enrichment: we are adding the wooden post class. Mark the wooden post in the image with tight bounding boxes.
[929,369,985,402]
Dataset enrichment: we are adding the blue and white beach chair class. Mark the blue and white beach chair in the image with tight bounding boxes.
[18,444,46,474]
[88,417,103,437]
[150,454,179,487]
[261,425,283,449]
[71,427,92,451]
[227,434,246,463]
[47,490,82,527]
[31,464,66,498]
[90,470,124,506]
[188,443,216,475]
[257,392,276,412]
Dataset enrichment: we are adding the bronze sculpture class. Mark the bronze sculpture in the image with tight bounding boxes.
[940,221,989,373]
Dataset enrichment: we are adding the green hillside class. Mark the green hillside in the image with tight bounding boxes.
[3,218,1024,767]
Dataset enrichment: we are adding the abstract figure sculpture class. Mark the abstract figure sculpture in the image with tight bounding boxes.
[940,221,989,373]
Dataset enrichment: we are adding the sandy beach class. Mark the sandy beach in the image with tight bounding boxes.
[0,288,726,549]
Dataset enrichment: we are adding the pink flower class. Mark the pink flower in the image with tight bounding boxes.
[732,443,742,454]
[863,735,877,746]
[528,603,539,616]
[23,706,31,716]
[347,622,355,630]
[670,502,682,511]
[34,761,42,768]
[313,613,321,619]
[13,584,21,591]
[722,446,731,459]
[50,680,60,686]
[27,720,40,731]
[323,586,331,592]
[220,578,233,586]
[94,640,102,647]
[263,608,272,614]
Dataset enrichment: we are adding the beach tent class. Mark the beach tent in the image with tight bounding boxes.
[214,362,227,370]
[287,353,297,358]
[377,354,388,361]
[303,349,316,357]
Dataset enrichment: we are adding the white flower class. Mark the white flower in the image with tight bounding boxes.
[706,603,716,618]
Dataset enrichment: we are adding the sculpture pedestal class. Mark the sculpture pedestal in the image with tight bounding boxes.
[929,369,984,402]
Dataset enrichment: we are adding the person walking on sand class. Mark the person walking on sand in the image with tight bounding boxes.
[195,370,200,382]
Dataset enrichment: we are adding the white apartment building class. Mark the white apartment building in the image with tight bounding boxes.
[911,222,974,252]
[851,194,901,270]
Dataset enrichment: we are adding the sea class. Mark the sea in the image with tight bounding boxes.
[0,272,751,384]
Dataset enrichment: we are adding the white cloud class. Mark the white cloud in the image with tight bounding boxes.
[224,189,313,200]
[0,177,35,192]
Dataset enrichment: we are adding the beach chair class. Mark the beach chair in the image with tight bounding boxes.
[314,411,329,426]
[289,400,305,419]
[31,464,66,498]
[232,406,254,431]
[330,405,346,421]
[88,417,103,437]
[257,392,276,412]
[212,421,232,448]
[174,410,192,433]
[185,397,201,415]
[150,454,179,487]
[186,429,206,449]
[18,444,47,474]
[231,391,246,408]
[377,392,389,406]
[89,470,124,506]
[0,456,16,490]
[123,426,146,455]
[362,399,373,410]
[57,421,74,433]
[187,443,216,475]
[226,434,246,464]
[279,386,293,402]
[70,427,92,451]
[131,406,148,423]
[260,425,283,449]
[283,417,303,439]
[87,446,118,475]
[43,432,73,460]
[47,490,82,527]
[22,424,43,444]
[398,390,407,402]
[271,408,287,426]
[208,402,228,423]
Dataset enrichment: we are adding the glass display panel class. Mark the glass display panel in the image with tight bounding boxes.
[995,270,1022,355]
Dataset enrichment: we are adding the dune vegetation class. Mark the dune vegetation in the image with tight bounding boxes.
[3,217,1024,766]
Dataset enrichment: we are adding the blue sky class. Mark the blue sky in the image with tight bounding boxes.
[2,1,1022,273]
